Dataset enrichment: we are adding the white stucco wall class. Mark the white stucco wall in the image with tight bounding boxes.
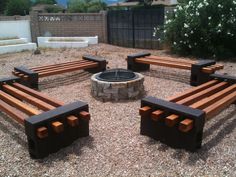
[0,20,32,42]
[37,36,98,48]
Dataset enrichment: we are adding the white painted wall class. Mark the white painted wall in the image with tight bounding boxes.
[0,20,32,42]
[153,0,178,5]
[37,36,98,48]
[0,43,37,54]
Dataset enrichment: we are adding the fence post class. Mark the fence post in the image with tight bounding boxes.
[30,11,40,43]
[101,11,108,43]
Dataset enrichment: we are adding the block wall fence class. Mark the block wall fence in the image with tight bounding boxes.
[30,11,108,43]
[1,8,171,47]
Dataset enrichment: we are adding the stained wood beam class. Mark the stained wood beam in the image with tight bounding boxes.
[170,84,236,131]
[146,55,195,65]
[32,60,94,72]
[0,99,26,124]
[177,81,228,105]
[204,91,236,120]
[0,90,41,116]
[150,80,219,120]
[12,83,64,107]
[31,60,92,71]
[136,58,192,70]
[38,63,98,77]
[36,61,95,74]
[136,58,216,74]
[2,84,55,111]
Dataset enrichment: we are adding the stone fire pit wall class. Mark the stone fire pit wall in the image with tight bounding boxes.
[91,73,144,101]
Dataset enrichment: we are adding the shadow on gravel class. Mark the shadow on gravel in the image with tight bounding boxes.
[35,136,95,165]
[0,113,27,148]
[0,112,95,163]
[39,72,92,90]
[185,108,236,165]
[142,69,189,84]
[141,108,236,165]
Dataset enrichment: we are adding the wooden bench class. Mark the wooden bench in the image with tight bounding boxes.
[0,77,90,158]
[127,52,224,86]
[139,74,236,151]
[12,55,107,89]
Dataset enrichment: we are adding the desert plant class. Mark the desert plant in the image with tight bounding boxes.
[154,0,236,59]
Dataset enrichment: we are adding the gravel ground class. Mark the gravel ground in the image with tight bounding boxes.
[0,44,235,177]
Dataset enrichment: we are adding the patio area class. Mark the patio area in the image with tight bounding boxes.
[0,43,235,176]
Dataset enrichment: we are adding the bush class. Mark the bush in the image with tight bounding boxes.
[4,0,31,15]
[68,0,107,13]
[154,0,236,59]
[34,0,57,5]
[45,5,64,13]
[0,0,9,14]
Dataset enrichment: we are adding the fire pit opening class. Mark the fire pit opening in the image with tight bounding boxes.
[96,69,138,82]
[91,69,144,102]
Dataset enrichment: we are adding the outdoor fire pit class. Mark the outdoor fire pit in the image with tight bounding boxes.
[91,69,144,101]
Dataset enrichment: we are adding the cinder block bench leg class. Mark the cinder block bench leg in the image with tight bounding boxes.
[25,101,90,159]
[190,60,216,86]
[13,67,39,89]
[127,52,151,72]
[140,97,206,152]
[83,55,107,73]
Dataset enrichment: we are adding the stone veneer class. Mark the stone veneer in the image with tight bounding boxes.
[91,72,144,102]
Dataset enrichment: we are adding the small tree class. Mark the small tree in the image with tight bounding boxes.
[68,0,107,13]
[5,0,31,16]
[68,0,87,13]
[87,0,107,12]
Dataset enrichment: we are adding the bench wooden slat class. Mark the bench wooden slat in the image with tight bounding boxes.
[0,90,41,116]
[150,80,219,121]
[179,119,193,132]
[177,81,228,105]
[139,106,152,117]
[168,80,219,102]
[51,121,64,133]
[201,67,215,74]
[151,110,164,121]
[136,57,215,74]
[12,83,63,107]
[166,84,236,129]
[0,99,26,124]
[36,61,95,74]
[31,60,94,71]
[32,60,95,72]
[12,83,80,128]
[136,58,192,70]
[39,63,98,77]
[2,84,56,111]
[191,84,236,110]
[204,91,236,120]
[146,55,196,65]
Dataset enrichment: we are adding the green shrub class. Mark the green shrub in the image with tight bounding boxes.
[45,5,64,13]
[68,0,107,13]
[34,0,57,5]
[4,0,31,15]
[0,0,9,14]
[154,0,236,59]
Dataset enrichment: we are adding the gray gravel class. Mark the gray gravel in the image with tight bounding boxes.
[0,44,235,177]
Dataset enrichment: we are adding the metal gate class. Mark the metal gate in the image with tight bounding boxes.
[107,8,164,49]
